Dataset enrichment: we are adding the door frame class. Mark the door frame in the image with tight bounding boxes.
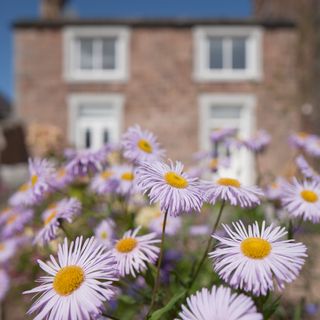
[68,93,124,148]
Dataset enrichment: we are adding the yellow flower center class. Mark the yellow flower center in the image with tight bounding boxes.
[101,170,113,180]
[18,183,29,192]
[116,237,137,253]
[137,139,153,153]
[298,131,308,139]
[217,177,241,188]
[241,237,271,259]
[0,243,4,251]
[121,172,134,181]
[209,158,218,169]
[300,189,318,203]
[57,168,66,178]
[100,231,108,239]
[31,175,38,187]
[6,215,17,225]
[44,210,58,225]
[53,265,85,296]
[164,172,188,189]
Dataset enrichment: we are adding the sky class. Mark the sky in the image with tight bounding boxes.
[0,0,251,101]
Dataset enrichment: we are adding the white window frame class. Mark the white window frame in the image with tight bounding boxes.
[64,26,130,82]
[68,93,124,148]
[193,26,263,82]
[199,93,256,184]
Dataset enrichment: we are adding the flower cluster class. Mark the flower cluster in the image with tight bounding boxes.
[1,125,318,319]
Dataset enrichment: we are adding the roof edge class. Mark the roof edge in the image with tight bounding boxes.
[13,17,296,29]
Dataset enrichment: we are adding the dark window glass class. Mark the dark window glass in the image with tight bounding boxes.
[79,38,94,70]
[232,37,246,69]
[85,129,91,148]
[102,38,116,70]
[103,129,109,143]
[208,37,223,69]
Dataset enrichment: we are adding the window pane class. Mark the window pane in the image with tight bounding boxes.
[209,105,242,119]
[79,38,94,70]
[232,37,246,69]
[208,37,223,69]
[103,129,109,143]
[85,129,91,148]
[102,38,116,70]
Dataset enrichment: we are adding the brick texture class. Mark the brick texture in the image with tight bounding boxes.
[15,25,300,174]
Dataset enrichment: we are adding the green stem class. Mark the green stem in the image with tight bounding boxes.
[187,200,226,291]
[146,210,169,318]
[58,220,72,239]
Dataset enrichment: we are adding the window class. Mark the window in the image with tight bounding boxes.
[194,27,262,81]
[199,94,256,184]
[68,94,124,150]
[64,27,130,82]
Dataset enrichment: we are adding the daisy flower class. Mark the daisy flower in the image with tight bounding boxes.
[295,155,319,181]
[94,219,115,249]
[177,285,262,320]
[66,148,105,177]
[0,269,10,301]
[305,135,320,157]
[8,183,35,207]
[210,221,307,296]
[34,198,81,245]
[289,132,312,150]
[136,160,204,217]
[204,177,263,208]
[281,178,320,223]
[1,208,33,238]
[24,236,118,320]
[264,177,286,201]
[122,125,165,163]
[112,227,160,277]
[0,238,17,263]
[210,128,236,144]
[114,165,138,196]
[28,158,55,200]
[90,169,119,195]
[51,166,75,189]
[241,130,271,154]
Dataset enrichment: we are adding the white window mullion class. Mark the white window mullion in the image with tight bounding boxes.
[92,39,100,70]
[224,38,232,70]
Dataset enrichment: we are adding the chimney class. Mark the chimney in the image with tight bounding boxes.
[40,0,68,19]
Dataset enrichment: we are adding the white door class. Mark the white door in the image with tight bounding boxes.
[199,94,256,184]
[71,98,123,150]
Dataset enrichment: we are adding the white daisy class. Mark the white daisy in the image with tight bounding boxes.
[0,238,17,263]
[205,177,263,208]
[210,221,307,296]
[112,227,160,277]
[177,285,262,320]
[94,219,115,249]
[34,198,81,245]
[281,178,320,222]
[121,125,165,163]
[24,236,118,320]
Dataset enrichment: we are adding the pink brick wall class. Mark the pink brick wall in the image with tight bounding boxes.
[15,25,300,174]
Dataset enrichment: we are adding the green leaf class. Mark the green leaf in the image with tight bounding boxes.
[149,290,186,320]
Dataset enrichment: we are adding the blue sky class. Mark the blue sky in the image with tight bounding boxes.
[0,0,251,101]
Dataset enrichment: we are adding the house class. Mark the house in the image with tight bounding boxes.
[13,0,307,184]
